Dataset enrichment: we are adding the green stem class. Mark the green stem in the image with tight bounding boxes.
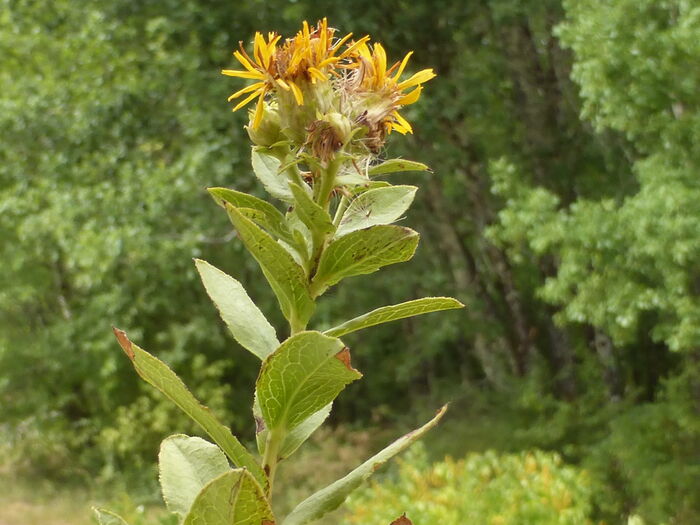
[332,194,350,228]
[289,312,306,335]
[262,427,284,497]
[316,155,343,210]
[286,160,306,189]
[307,156,344,279]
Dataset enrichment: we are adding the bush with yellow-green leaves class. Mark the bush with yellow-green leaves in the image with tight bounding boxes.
[345,446,594,525]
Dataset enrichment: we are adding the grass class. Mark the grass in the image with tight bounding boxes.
[0,422,381,525]
[0,477,96,525]
[0,475,175,525]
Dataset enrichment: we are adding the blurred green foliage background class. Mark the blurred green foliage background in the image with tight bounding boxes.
[1,0,699,524]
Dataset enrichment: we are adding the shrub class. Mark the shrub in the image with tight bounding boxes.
[345,446,594,525]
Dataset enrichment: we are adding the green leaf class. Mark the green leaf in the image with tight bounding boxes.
[183,469,274,525]
[350,181,392,193]
[289,182,335,234]
[208,187,292,241]
[282,406,448,525]
[325,297,465,338]
[256,331,361,434]
[158,434,231,518]
[367,159,430,176]
[252,147,294,201]
[112,328,267,488]
[279,403,333,459]
[227,205,314,327]
[208,187,284,222]
[195,259,279,360]
[312,226,419,290]
[337,185,417,237]
[254,398,332,459]
[92,508,130,525]
[335,172,369,186]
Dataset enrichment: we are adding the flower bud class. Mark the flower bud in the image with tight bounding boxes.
[245,102,283,147]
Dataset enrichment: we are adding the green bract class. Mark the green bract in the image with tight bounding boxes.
[100,19,463,525]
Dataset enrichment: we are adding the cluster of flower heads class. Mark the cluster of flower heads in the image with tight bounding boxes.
[222,18,435,153]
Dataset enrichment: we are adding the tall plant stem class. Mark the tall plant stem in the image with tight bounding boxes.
[262,428,284,497]
[306,156,344,285]
[333,194,350,228]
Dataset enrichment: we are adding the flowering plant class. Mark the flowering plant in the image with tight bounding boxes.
[96,19,463,525]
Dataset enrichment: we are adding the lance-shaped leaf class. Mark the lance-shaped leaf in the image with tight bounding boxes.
[289,182,335,234]
[325,297,465,338]
[183,469,274,525]
[282,406,448,525]
[113,328,267,488]
[335,171,369,186]
[159,434,231,518]
[93,508,130,525]
[195,259,279,360]
[256,332,361,435]
[312,226,419,290]
[336,185,417,237]
[350,181,391,194]
[208,187,292,242]
[227,205,315,327]
[368,159,430,176]
[254,398,332,460]
[252,146,294,202]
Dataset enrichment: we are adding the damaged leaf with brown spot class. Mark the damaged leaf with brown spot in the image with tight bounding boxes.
[113,327,134,360]
[256,331,361,435]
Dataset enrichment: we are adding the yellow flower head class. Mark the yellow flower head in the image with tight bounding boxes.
[221,32,281,130]
[348,41,436,135]
[222,19,366,130]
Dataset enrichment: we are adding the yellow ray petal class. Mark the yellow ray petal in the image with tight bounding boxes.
[221,69,265,79]
[232,88,263,112]
[257,34,272,68]
[330,32,353,55]
[267,33,281,50]
[318,56,340,68]
[393,51,413,81]
[252,92,266,129]
[374,43,387,80]
[253,32,266,68]
[289,48,304,70]
[397,68,436,90]
[392,111,413,134]
[397,85,422,106]
[288,81,304,105]
[308,67,327,83]
[319,21,328,51]
[338,35,370,60]
[227,81,266,101]
[276,78,291,90]
[233,50,259,73]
